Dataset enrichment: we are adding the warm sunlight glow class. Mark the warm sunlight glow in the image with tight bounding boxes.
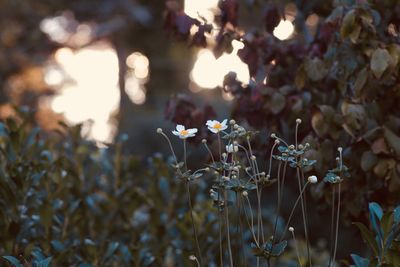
[49,42,120,144]
[273,19,295,40]
[190,40,249,89]
[184,0,219,22]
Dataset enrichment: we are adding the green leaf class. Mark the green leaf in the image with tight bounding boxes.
[353,222,379,256]
[2,256,23,267]
[383,126,400,157]
[354,67,368,97]
[394,206,400,223]
[351,254,370,267]
[103,242,119,262]
[380,212,394,241]
[36,257,52,267]
[304,57,328,82]
[361,151,378,171]
[340,9,356,39]
[369,202,384,241]
[269,240,287,257]
[370,48,391,79]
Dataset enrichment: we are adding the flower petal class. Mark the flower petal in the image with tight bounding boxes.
[206,120,214,126]
[176,125,185,131]
[221,119,228,126]
[172,130,180,136]
[188,128,198,134]
[208,127,218,133]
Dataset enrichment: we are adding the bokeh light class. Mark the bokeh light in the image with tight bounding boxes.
[190,40,250,89]
[273,19,295,40]
[125,52,149,105]
[47,42,120,144]
[184,0,218,22]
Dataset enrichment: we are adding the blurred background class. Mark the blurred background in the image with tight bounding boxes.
[0,0,296,154]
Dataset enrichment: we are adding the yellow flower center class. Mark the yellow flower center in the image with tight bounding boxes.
[180,130,189,136]
[213,123,222,130]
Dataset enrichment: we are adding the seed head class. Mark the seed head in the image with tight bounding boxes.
[308,175,318,184]
[229,119,236,125]
[242,191,248,197]
[156,128,163,134]
[274,139,280,145]
[201,139,207,144]
[289,145,295,150]
[296,118,302,124]
[289,226,294,232]
[338,147,343,152]
[270,133,276,138]
[251,155,256,161]
[189,255,197,261]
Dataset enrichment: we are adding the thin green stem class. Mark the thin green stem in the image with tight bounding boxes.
[159,132,179,166]
[243,195,259,247]
[279,181,310,243]
[224,190,234,267]
[332,183,341,265]
[291,230,303,267]
[296,168,311,267]
[183,139,188,170]
[328,186,336,267]
[218,185,224,267]
[186,181,204,267]
[238,194,247,267]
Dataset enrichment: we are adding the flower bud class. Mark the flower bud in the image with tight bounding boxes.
[289,226,294,232]
[189,255,197,261]
[156,128,163,134]
[308,175,318,184]
[202,139,207,144]
[289,145,295,150]
[229,119,236,125]
[251,155,256,161]
[242,191,248,197]
[274,139,280,145]
[296,118,302,124]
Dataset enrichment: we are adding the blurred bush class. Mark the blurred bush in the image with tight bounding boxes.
[0,110,222,266]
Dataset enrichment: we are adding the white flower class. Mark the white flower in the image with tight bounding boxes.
[172,125,198,139]
[226,144,239,153]
[206,119,228,133]
[308,175,318,184]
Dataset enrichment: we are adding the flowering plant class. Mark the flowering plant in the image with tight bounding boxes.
[158,118,347,266]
